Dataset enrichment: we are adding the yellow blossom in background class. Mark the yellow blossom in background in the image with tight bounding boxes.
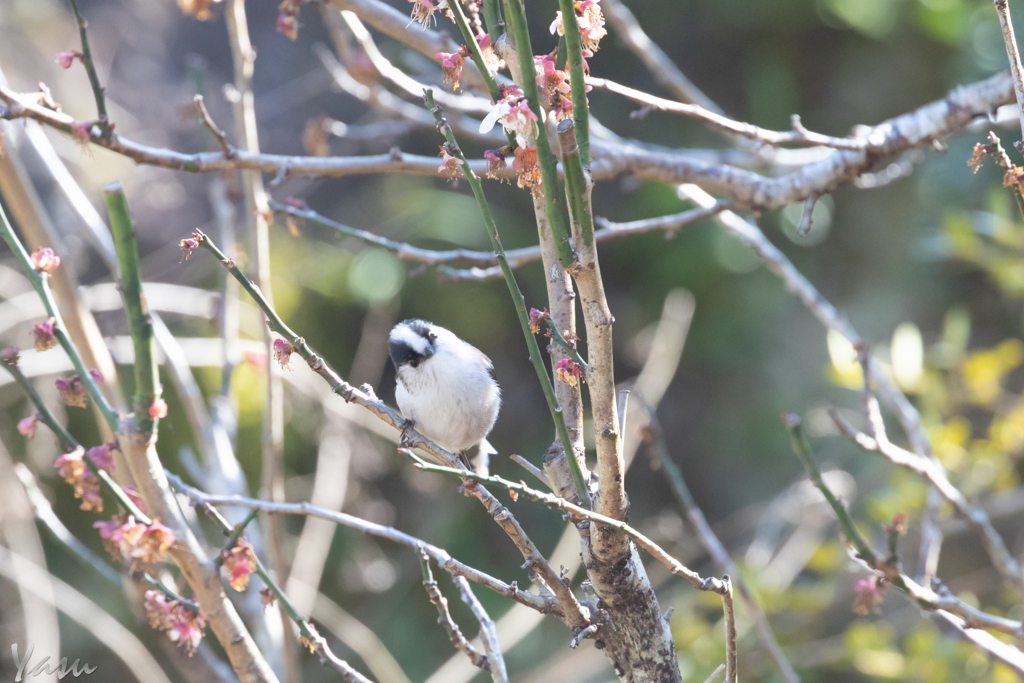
[961,339,1024,405]
[827,329,862,389]
[930,417,971,472]
[989,400,1024,454]
[891,322,924,393]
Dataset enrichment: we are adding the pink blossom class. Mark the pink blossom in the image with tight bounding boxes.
[436,45,469,89]
[29,247,61,272]
[853,576,886,615]
[150,398,168,419]
[222,538,257,591]
[483,147,508,178]
[479,86,538,146]
[69,121,92,145]
[17,414,39,439]
[437,145,460,180]
[144,590,206,655]
[273,338,295,370]
[55,447,103,512]
[408,0,443,28]
[179,236,199,262]
[55,51,81,69]
[1,346,19,367]
[86,442,117,472]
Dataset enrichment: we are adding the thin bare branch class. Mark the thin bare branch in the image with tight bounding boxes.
[453,577,509,683]
[721,577,738,683]
[994,0,1024,146]
[588,77,867,150]
[418,547,490,672]
[3,71,1014,210]
[165,472,558,615]
[829,408,1024,592]
[193,95,234,157]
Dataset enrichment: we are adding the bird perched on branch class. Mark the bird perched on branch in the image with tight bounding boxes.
[388,319,500,473]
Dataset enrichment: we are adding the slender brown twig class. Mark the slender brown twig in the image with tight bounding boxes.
[994,0,1024,147]
[418,547,490,672]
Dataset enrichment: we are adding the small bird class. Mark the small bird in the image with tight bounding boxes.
[388,319,500,471]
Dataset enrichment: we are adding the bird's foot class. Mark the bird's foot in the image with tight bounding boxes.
[399,419,418,448]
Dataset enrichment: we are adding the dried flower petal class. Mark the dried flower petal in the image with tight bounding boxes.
[852,576,886,615]
[69,121,92,146]
[144,589,206,655]
[222,538,258,591]
[483,147,508,179]
[555,358,584,387]
[528,308,550,334]
[122,485,147,515]
[436,45,469,89]
[260,586,277,610]
[512,146,542,190]
[55,375,87,408]
[33,318,57,352]
[54,447,103,512]
[180,237,199,261]
[437,145,461,180]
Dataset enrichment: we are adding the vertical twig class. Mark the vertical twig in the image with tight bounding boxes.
[501,0,575,268]
[721,576,738,683]
[649,411,798,683]
[224,1,294,677]
[452,576,509,683]
[418,547,491,672]
[0,204,118,432]
[104,184,160,432]
[558,119,624,540]
[424,89,591,508]
[65,0,109,132]
[555,0,591,165]
[995,0,1024,147]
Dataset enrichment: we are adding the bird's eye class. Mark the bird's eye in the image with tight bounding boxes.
[428,332,437,341]
[408,359,419,368]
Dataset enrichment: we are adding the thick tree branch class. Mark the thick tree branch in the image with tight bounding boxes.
[3,71,1013,209]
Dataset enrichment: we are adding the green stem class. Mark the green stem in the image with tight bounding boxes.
[424,89,590,508]
[105,183,160,432]
[0,203,118,432]
[784,414,880,565]
[215,508,259,569]
[142,574,200,611]
[557,119,594,245]
[2,357,77,452]
[66,0,109,133]
[556,0,591,166]
[541,319,588,371]
[481,0,503,38]
[0,358,149,524]
[501,0,575,268]
[555,34,567,72]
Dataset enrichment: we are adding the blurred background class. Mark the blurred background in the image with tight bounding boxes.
[2,0,1024,681]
